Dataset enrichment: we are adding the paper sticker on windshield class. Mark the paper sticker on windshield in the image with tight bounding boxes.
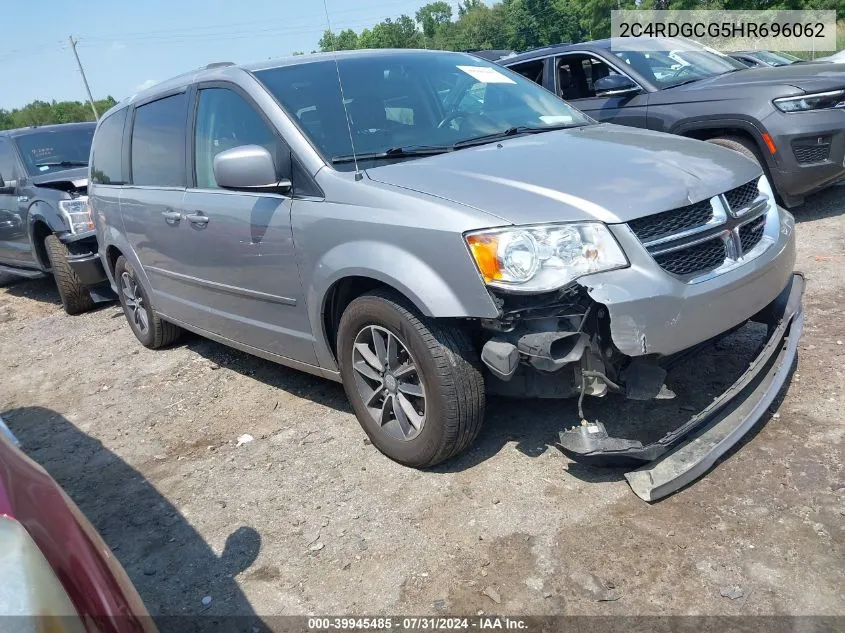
[457,65,515,84]
[540,115,574,125]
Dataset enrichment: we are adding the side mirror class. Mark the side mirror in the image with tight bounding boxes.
[0,174,14,194]
[212,145,291,193]
[594,75,640,97]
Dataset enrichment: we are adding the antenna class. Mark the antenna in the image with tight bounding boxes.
[322,0,362,181]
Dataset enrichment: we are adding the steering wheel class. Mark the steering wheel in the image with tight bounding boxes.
[437,111,498,129]
[670,65,696,79]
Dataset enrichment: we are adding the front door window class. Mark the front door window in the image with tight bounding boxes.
[555,54,627,100]
[194,88,280,189]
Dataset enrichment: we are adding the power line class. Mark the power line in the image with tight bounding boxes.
[76,0,418,43]
[74,18,383,50]
[0,42,65,63]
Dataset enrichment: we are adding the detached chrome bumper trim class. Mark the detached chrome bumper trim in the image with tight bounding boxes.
[559,273,805,501]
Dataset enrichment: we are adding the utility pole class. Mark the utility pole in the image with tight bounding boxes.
[68,36,98,119]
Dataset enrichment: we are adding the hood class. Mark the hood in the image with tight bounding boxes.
[667,64,845,95]
[365,124,760,225]
[30,167,88,193]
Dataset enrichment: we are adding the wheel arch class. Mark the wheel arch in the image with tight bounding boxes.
[321,275,409,364]
[105,244,124,278]
[672,118,772,165]
[27,201,66,271]
[309,241,498,370]
[29,220,53,270]
[98,238,153,297]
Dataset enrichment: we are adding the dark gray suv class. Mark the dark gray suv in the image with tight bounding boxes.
[503,37,845,207]
[0,123,110,314]
[90,50,803,500]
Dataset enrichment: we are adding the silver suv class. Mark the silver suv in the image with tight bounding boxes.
[90,50,803,500]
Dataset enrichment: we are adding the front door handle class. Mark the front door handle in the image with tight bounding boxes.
[185,211,209,228]
[161,209,182,225]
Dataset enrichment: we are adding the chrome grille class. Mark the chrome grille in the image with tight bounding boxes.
[739,215,766,252]
[724,180,759,212]
[628,200,713,243]
[653,238,726,276]
[626,178,773,283]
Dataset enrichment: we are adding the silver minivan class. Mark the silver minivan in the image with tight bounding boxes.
[89,50,803,500]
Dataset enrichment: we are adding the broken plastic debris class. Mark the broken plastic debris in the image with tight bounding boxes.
[482,586,501,604]
[236,434,254,446]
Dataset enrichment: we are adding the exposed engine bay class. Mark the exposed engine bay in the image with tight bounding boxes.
[479,283,675,416]
[476,273,804,501]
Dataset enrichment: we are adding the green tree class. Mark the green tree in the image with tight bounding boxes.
[458,0,487,17]
[319,28,361,51]
[416,1,453,39]
[504,0,541,49]
[358,16,423,49]
[452,2,509,49]
[0,97,117,131]
[307,0,845,57]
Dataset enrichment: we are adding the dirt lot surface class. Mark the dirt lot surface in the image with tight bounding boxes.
[1,189,843,620]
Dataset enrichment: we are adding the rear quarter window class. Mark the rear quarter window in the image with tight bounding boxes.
[91,109,128,185]
[0,138,17,181]
[508,59,544,84]
[130,93,188,187]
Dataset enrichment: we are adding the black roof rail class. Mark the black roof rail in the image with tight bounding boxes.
[519,42,573,54]
[204,62,235,70]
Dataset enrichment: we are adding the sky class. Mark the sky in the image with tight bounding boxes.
[2,0,465,110]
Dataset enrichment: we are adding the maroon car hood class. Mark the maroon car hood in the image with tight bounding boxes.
[0,423,154,632]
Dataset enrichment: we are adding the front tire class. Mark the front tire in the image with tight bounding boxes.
[706,136,763,169]
[337,289,485,468]
[114,255,180,349]
[44,234,95,315]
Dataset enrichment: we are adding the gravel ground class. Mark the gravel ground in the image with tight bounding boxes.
[1,188,843,619]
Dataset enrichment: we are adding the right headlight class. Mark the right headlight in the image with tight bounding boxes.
[465,222,628,293]
[773,89,845,113]
[58,197,94,234]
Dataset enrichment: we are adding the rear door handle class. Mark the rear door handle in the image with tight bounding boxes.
[161,209,182,224]
[185,211,209,227]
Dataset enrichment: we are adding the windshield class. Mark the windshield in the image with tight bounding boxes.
[255,51,592,169]
[610,37,747,89]
[13,126,94,176]
[751,50,801,66]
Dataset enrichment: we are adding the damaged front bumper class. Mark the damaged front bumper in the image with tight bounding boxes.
[558,273,805,501]
[58,230,116,302]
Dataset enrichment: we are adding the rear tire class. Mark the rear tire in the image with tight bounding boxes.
[44,234,95,315]
[337,289,485,468]
[114,255,180,349]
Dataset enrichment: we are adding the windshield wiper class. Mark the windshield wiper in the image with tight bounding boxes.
[453,124,579,149]
[667,67,744,89]
[331,124,582,162]
[34,160,88,167]
[665,77,704,89]
[331,145,450,164]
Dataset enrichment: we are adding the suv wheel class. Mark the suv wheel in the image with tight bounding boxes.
[706,136,763,169]
[44,234,95,315]
[337,289,485,468]
[114,255,180,349]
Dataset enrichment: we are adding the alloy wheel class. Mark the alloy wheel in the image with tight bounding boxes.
[120,271,149,335]
[351,325,426,441]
